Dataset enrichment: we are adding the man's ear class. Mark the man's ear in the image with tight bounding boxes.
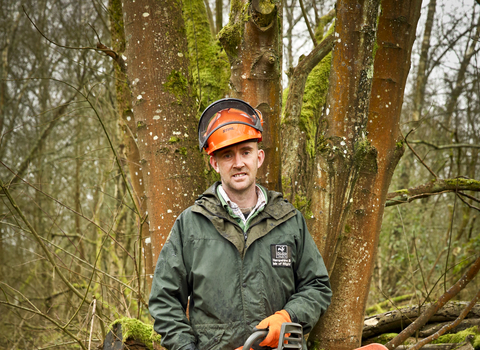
[209,155,220,173]
[257,149,265,168]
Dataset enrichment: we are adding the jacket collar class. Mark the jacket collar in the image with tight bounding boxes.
[194,182,295,221]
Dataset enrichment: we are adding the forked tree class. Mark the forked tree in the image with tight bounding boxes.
[108,0,478,349]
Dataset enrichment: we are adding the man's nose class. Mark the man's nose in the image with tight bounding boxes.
[233,153,244,168]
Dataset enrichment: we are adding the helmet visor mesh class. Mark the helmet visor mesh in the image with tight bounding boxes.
[198,99,263,151]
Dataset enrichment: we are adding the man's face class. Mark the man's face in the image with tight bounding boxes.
[209,141,265,197]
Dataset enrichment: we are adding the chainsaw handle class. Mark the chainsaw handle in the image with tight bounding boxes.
[242,329,268,350]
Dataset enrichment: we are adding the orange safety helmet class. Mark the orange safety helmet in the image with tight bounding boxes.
[198,98,263,155]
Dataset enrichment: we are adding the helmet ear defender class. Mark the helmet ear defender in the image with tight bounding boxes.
[198,98,264,155]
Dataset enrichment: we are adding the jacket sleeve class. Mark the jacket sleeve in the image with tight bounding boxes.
[149,215,196,350]
[283,212,332,334]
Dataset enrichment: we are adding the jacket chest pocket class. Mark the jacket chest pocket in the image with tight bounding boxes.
[196,327,225,350]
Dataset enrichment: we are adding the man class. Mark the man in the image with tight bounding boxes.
[149,98,332,350]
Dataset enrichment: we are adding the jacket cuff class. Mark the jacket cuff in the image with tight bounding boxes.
[284,308,299,324]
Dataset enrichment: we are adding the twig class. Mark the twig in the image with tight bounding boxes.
[299,0,317,46]
[0,220,147,307]
[0,178,106,337]
[408,140,480,150]
[22,6,126,72]
[0,284,88,350]
[386,255,480,350]
[88,298,97,350]
[397,206,422,306]
[407,289,480,350]
[456,193,480,212]
[404,130,438,179]
[457,191,480,204]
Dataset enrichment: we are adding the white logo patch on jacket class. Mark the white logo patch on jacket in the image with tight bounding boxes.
[271,244,292,267]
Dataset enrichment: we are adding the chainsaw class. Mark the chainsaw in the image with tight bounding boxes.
[240,323,388,350]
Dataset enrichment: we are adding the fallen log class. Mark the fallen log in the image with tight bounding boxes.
[363,302,480,339]
[418,319,480,338]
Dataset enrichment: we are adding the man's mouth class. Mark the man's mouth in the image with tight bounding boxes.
[233,173,247,178]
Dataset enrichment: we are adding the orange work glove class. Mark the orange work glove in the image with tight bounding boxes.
[255,310,291,348]
[235,347,253,350]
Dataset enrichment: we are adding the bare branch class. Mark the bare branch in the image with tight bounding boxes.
[456,193,480,212]
[407,289,480,350]
[385,255,480,350]
[299,0,317,46]
[386,178,480,207]
[0,177,107,337]
[408,140,480,150]
[404,130,438,179]
[0,283,88,350]
[22,6,126,71]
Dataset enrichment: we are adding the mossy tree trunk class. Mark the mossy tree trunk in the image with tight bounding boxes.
[121,0,206,274]
[219,0,283,191]
[308,1,422,349]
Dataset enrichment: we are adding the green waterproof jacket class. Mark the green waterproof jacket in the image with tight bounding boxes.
[149,183,332,350]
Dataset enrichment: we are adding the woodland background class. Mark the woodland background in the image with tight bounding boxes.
[0,0,479,349]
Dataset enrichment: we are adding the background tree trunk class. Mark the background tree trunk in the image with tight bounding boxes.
[219,0,283,191]
[308,1,422,349]
[121,0,206,273]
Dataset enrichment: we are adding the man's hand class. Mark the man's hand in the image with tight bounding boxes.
[255,310,291,348]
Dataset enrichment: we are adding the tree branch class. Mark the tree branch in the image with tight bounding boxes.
[0,177,106,337]
[23,6,126,72]
[385,255,480,350]
[405,130,438,179]
[408,140,480,150]
[0,283,88,350]
[407,289,480,350]
[386,178,480,207]
[283,33,334,125]
[299,0,317,46]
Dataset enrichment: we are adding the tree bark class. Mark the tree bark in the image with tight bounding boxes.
[109,0,153,285]
[121,0,206,273]
[309,1,422,349]
[281,34,334,207]
[219,0,282,191]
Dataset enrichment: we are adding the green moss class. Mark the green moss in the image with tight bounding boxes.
[344,224,351,233]
[163,70,188,102]
[433,326,480,348]
[218,1,250,58]
[177,147,188,156]
[281,175,292,200]
[169,136,180,143]
[369,333,399,345]
[444,178,480,187]
[293,193,312,218]
[182,0,230,114]
[301,51,332,159]
[110,318,161,350]
[137,121,146,129]
[393,189,409,195]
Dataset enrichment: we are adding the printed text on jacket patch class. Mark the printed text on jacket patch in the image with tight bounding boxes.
[271,244,292,267]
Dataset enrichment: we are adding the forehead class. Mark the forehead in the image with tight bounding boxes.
[215,141,258,155]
